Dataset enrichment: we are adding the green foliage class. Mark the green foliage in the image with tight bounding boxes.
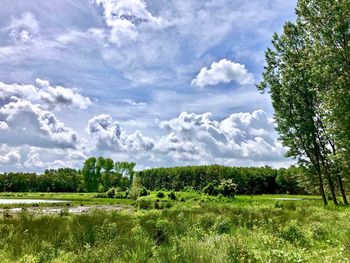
[135,198,153,210]
[217,179,237,197]
[139,187,148,197]
[157,191,165,198]
[203,183,218,196]
[214,217,231,234]
[168,191,176,200]
[0,194,349,262]
[137,165,305,195]
[280,221,307,245]
[258,0,350,205]
[106,188,115,198]
[129,176,143,200]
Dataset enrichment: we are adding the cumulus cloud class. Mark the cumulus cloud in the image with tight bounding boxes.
[0,99,79,149]
[23,150,44,169]
[191,59,254,88]
[0,79,92,110]
[157,110,284,162]
[94,0,167,45]
[0,149,21,166]
[87,110,286,164]
[87,114,154,152]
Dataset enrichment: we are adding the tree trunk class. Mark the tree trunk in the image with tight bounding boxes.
[315,164,328,205]
[336,171,348,205]
[318,174,328,205]
[324,169,338,205]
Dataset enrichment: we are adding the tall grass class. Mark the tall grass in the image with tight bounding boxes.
[0,194,349,262]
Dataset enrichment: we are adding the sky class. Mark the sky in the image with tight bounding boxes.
[0,0,297,172]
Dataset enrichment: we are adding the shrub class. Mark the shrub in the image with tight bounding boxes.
[275,201,283,209]
[284,201,296,210]
[139,187,148,197]
[155,220,171,245]
[106,188,115,198]
[168,191,176,200]
[203,183,218,196]
[93,193,107,198]
[280,221,306,245]
[157,191,165,198]
[214,217,231,234]
[217,179,237,197]
[136,198,153,210]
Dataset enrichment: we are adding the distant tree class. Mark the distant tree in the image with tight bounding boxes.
[115,162,136,187]
[130,175,143,200]
[82,157,99,192]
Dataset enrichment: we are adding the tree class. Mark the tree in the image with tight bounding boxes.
[295,0,349,204]
[115,162,136,187]
[82,157,99,192]
[258,0,349,205]
[129,175,142,200]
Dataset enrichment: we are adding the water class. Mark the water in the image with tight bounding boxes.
[0,199,68,204]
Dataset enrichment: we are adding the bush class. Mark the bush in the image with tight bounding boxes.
[203,183,218,196]
[168,191,176,200]
[214,217,231,234]
[155,220,171,245]
[280,221,307,245]
[139,187,148,197]
[136,198,153,210]
[157,191,165,198]
[106,188,115,198]
[93,193,107,198]
[217,179,237,197]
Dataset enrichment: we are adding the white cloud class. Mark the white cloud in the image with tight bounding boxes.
[23,150,44,169]
[87,110,287,165]
[191,59,254,88]
[94,0,167,46]
[157,110,284,162]
[0,79,92,110]
[0,99,79,149]
[121,99,147,107]
[87,114,154,152]
[0,149,21,166]
[8,12,39,44]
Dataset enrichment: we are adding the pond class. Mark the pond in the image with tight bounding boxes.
[0,199,68,204]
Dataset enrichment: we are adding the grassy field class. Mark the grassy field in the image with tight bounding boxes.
[0,192,349,262]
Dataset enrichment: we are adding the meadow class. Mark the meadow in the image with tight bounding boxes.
[0,192,349,263]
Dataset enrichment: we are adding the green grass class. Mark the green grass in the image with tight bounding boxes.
[0,192,132,208]
[0,192,349,262]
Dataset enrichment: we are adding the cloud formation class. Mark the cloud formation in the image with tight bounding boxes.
[158,110,283,161]
[0,99,79,149]
[87,114,154,152]
[0,149,21,166]
[0,79,92,110]
[94,0,167,45]
[87,110,286,164]
[191,59,254,88]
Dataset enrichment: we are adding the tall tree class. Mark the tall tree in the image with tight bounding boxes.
[82,157,99,192]
[296,0,350,204]
[115,162,136,186]
[258,0,349,205]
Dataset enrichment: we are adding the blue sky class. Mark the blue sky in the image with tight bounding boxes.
[0,0,297,171]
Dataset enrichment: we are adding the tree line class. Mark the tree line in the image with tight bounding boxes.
[258,0,349,205]
[0,157,136,193]
[0,157,307,195]
[137,165,306,195]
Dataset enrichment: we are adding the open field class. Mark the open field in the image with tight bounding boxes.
[0,192,349,263]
